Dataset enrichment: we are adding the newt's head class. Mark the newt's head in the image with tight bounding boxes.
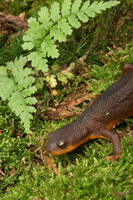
[46,121,89,155]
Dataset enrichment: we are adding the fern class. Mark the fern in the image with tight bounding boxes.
[22,0,120,73]
[0,56,37,132]
[0,0,120,132]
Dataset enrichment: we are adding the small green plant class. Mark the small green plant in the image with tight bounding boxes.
[0,0,120,132]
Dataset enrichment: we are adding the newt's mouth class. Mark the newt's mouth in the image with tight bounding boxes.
[45,143,74,155]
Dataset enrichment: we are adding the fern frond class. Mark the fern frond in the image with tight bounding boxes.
[27,52,48,71]
[58,19,72,35]
[22,0,120,72]
[61,0,71,17]
[50,2,61,22]
[0,56,37,132]
[72,0,82,13]
[41,36,60,58]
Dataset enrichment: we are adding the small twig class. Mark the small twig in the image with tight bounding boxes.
[41,132,47,165]
[78,40,96,65]
[118,190,133,196]
[0,169,5,176]
[70,106,84,112]
[29,132,47,166]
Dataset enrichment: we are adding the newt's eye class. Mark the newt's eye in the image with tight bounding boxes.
[58,141,67,149]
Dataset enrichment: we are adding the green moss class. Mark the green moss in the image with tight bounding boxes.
[1,136,133,199]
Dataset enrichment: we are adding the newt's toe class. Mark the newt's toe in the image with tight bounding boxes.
[105,153,122,162]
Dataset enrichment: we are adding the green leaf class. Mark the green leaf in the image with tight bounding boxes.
[58,19,72,35]
[50,25,66,42]
[62,71,74,79]
[72,0,82,13]
[102,1,120,9]
[38,7,52,30]
[46,75,57,88]
[81,1,90,10]
[22,42,34,50]
[87,1,120,15]
[28,52,48,72]
[0,66,7,76]
[28,52,38,62]
[18,76,35,90]
[67,14,81,28]
[22,34,32,42]
[21,111,33,132]
[89,1,103,14]
[22,28,43,50]
[41,36,59,58]
[76,12,88,22]
[37,59,48,72]
[0,56,37,132]
[57,70,74,84]
[57,73,68,84]
[84,10,95,18]
[26,104,37,112]
[22,33,35,50]
[0,78,15,100]
[24,97,37,105]
[22,86,37,98]
[61,0,71,17]
[50,2,61,22]
[27,17,40,30]
[7,56,27,77]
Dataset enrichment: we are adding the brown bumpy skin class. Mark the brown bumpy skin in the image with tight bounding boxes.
[46,63,133,162]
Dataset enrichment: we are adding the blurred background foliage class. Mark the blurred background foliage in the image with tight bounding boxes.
[0,0,133,198]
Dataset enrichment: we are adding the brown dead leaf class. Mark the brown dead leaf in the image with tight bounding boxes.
[46,157,59,175]
[9,168,16,176]
[19,12,25,20]
[45,109,80,119]
[44,87,97,119]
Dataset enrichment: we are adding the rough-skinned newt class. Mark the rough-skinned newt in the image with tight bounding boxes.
[46,63,133,162]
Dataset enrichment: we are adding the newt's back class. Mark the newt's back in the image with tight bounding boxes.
[82,68,133,129]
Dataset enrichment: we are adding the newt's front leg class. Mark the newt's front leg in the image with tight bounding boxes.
[95,127,122,162]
